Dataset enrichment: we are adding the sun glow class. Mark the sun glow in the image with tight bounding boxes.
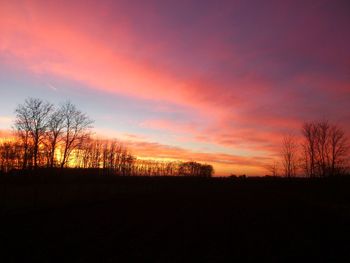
[1,1,349,176]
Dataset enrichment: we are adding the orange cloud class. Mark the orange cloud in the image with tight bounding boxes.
[126,140,273,176]
[1,1,349,175]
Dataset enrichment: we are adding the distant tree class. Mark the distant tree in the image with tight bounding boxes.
[301,120,348,177]
[178,161,213,177]
[281,134,298,177]
[59,101,93,168]
[14,98,53,169]
[0,140,22,172]
[266,160,279,177]
[199,164,214,177]
[329,124,348,176]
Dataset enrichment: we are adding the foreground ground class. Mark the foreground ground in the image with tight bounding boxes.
[1,175,350,262]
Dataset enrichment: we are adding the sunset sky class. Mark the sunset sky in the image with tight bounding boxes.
[0,0,349,175]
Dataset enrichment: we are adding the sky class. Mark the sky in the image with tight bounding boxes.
[0,0,349,175]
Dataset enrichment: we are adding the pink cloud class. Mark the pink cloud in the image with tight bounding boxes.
[1,1,349,174]
[127,140,273,176]
[0,2,227,115]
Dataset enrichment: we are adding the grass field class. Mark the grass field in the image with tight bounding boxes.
[1,175,350,262]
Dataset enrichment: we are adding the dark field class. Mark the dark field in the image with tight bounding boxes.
[1,175,350,262]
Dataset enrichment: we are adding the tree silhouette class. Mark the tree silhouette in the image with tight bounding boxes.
[301,120,348,177]
[14,98,53,169]
[45,106,65,168]
[281,134,298,177]
[59,101,93,168]
[266,160,279,177]
[1,98,215,177]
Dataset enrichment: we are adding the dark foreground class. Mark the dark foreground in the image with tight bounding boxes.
[1,175,350,262]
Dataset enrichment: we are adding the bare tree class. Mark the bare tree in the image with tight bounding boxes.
[7,97,216,177]
[45,107,65,168]
[301,122,317,177]
[266,160,279,177]
[328,124,348,176]
[14,122,31,170]
[0,140,22,172]
[59,102,93,168]
[281,134,298,178]
[14,98,53,169]
[301,120,348,177]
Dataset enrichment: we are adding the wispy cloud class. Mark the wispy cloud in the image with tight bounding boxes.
[126,140,273,176]
[47,83,57,91]
[0,1,349,175]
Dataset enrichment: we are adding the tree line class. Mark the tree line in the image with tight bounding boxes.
[0,98,213,177]
[279,120,349,178]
